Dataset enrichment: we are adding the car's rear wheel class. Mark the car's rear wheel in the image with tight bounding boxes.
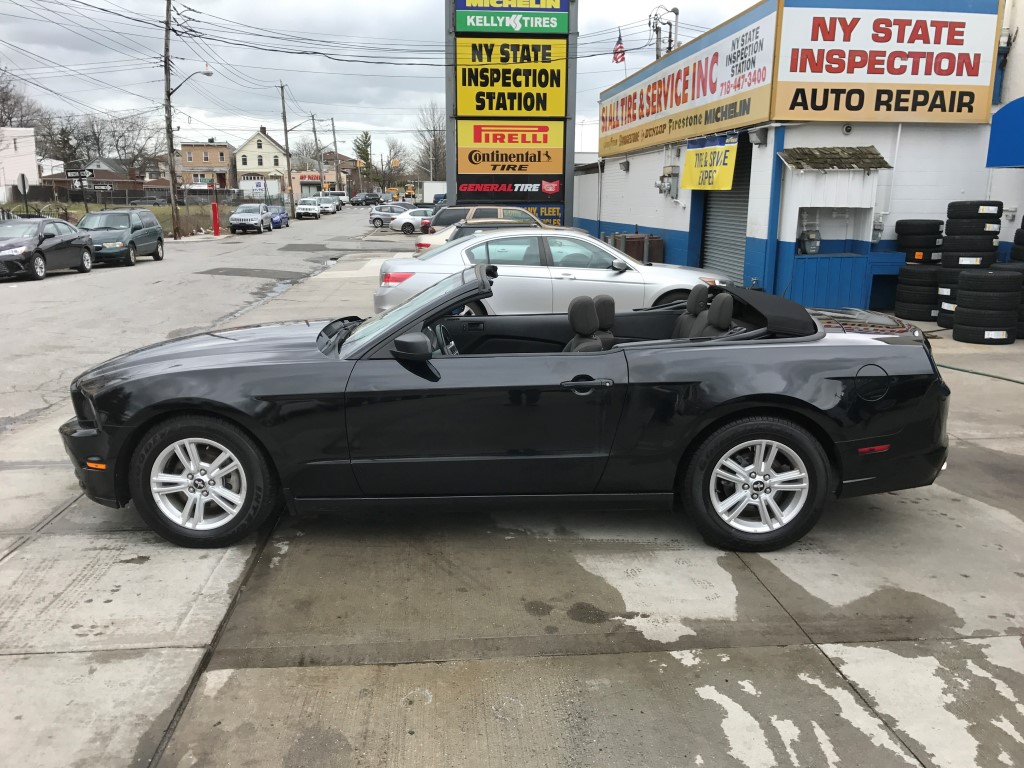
[152,240,164,261]
[402,223,414,234]
[28,253,46,280]
[682,416,829,551]
[372,218,384,228]
[124,243,138,266]
[77,248,92,273]
[129,415,280,548]
[654,290,690,307]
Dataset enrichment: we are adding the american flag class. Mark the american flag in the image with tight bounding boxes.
[612,29,626,64]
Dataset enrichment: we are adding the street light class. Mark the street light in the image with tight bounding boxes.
[164,69,213,240]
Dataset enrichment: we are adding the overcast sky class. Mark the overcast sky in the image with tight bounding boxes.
[2,0,754,154]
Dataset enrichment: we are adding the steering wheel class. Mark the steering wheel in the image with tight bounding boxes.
[436,323,459,356]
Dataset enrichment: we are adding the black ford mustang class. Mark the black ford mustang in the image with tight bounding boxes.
[61,265,949,551]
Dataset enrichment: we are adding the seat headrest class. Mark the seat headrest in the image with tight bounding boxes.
[568,296,600,337]
[707,293,734,330]
[593,294,615,331]
[687,283,710,316]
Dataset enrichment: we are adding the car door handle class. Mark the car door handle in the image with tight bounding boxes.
[560,273,576,279]
[560,378,613,389]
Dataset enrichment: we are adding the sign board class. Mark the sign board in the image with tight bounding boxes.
[518,202,563,226]
[455,0,569,35]
[681,135,739,190]
[16,173,29,195]
[457,120,564,175]
[456,175,564,202]
[599,1,776,156]
[456,37,568,117]
[773,1,1002,123]
[92,184,113,191]
[65,169,95,179]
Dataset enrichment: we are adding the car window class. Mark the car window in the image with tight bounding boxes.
[503,208,539,223]
[236,204,260,213]
[130,213,143,230]
[43,222,60,237]
[434,208,469,227]
[143,212,160,228]
[299,199,317,205]
[466,236,543,267]
[471,207,499,219]
[548,237,617,270]
[56,222,76,235]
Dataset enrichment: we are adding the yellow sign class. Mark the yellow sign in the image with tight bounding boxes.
[457,121,564,175]
[456,37,567,117]
[681,137,738,190]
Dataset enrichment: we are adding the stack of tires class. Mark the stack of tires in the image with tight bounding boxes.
[942,200,1001,270]
[936,267,962,328]
[895,219,943,264]
[895,264,940,322]
[952,269,1022,345]
[992,229,1024,338]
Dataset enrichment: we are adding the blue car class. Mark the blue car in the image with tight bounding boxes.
[269,206,290,229]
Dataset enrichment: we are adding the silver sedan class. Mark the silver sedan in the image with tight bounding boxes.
[373,229,729,315]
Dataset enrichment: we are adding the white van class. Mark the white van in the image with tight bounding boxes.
[325,191,349,206]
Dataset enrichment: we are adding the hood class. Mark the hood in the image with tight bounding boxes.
[75,320,329,395]
[83,229,128,244]
[642,261,729,281]
[809,308,918,337]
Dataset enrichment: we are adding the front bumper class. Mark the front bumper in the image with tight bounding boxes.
[92,244,128,261]
[59,417,122,508]
[231,221,262,231]
[0,256,29,277]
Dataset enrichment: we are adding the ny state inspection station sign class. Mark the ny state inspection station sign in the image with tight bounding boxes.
[456,0,569,35]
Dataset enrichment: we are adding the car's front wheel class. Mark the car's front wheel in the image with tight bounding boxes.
[28,253,46,280]
[401,223,414,234]
[128,415,280,547]
[77,248,92,273]
[682,416,829,551]
[654,290,690,307]
[124,243,138,266]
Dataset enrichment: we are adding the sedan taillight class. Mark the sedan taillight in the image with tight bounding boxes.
[415,242,430,250]
[382,272,414,285]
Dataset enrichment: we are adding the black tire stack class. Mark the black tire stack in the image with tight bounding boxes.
[895,219,943,264]
[992,254,1024,339]
[942,200,1002,270]
[936,267,962,328]
[952,269,1022,345]
[895,264,940,322]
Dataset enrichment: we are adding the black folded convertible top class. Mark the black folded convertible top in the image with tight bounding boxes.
[725,286,817,337]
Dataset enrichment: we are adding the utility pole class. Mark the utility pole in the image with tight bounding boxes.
[163,0,181,239]
[279,83,294,216]
[330,118,341,193]
[311,115,324,192]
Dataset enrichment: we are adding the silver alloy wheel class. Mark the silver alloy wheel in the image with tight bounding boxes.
[32,255,45,278]
[81,250,91,270]
[709,439,809,534]
[149,437,248,531]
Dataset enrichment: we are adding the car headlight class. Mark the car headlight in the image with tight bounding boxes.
[108,242,125,248]
[0,246,27,257]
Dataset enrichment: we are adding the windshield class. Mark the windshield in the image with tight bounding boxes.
[78,213,129,230]
[0,221,39,238]
[235,205,260,213]
[299,199,317,205]
[339,270,473,354]
[269,206,284,214]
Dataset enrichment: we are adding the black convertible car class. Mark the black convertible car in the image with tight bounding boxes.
[61,265,949,551]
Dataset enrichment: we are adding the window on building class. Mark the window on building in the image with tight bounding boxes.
[256,139,263,149]
[273,155,279,167]
[192,173,201,182]
[257,156,264,166]
[187,151,193,162]
[219,151,225,162]
[241,155,247,166]
[203,151,209,162]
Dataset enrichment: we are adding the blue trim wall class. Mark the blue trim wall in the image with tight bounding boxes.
[573,217,692,266]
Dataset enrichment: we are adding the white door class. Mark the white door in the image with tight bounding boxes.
[465,235,553,314]
[547,236,647,311]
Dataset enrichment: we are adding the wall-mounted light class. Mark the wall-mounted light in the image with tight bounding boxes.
[619,160,630,172]
[749,127,768,146]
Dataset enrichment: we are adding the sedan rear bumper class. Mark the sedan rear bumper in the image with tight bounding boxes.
[59,417,122,508]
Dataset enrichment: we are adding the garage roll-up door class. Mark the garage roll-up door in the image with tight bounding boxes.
[701,135,752,284]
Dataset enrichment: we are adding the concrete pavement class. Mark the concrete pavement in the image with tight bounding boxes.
[1,210,1023,767]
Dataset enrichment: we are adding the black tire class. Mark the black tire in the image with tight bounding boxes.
[992,261,1024,275]
[1014,230,1024,247]
[401,223,414,234]
[285,219,289,227]
[897,265,939,286]
[372,218,384,228]
[152,240,164,261]
[896,285,939,303]
[77,248,92,273]
[1012,245,1024,262]
[941,251,997,268]
[944,218,1001,236]
[942,235,1000,252]
[124,243,138,266]
[28,253,46,281]
[937,267,963,286]
[230,227,237,234]
[894,302,938,321]
[952,324,1016,345]
[955,290,1021,311]
[897,234,943,250]
[128,415,281,548]
[937,310,955,329]
[316,214,321,220]
[947,200,1003,219]
[957,269,1023,292]
[953,307,1018,327]
[682,416,830,551]
[895,219,943,235]
[653,290,691,307]
[904,250,940,264]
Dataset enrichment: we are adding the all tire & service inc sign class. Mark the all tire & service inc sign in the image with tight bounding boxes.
[447,0,576,224]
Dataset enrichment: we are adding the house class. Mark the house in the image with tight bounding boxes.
[1,127,40,204]
[178,139,235,189]
[234,127,287,197]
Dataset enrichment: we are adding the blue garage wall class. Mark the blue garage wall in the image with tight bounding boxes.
[572,217,692,266]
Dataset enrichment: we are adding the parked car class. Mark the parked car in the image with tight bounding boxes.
[316,197,339,215]
[129,196,166,206]
[269,206,290,229]
[426,205,547,234]
[77,208,164,266]
[295,198,321,220]
[351,192,382,207]
[229,204,273,234]
[447,219,541,242]
[369,204,414,228]
[376,229,727,315]
[414,224,457,251]
[325,191,349,206]
[433,193,447,206]
[389,208,435,235]
[0,217,93,279]
[60,264,950,551]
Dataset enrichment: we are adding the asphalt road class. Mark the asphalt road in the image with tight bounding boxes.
[1,209,1023,768]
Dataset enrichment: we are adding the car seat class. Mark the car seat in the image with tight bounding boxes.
[593,294,615,349]
[563,296,604,352]
[671,283,710,338]
[690,293,734,338]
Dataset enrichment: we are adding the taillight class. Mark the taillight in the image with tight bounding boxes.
[382,272,414,285]
[415,243,430,249]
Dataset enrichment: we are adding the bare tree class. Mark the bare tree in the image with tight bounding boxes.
[412,100,446,181]
[290,135,324,170]
[374,136,409,193]
[0,69,45,128]
[108,113,165,171]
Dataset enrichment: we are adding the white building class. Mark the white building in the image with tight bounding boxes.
[234,126,287,199]
[0,127,40,205]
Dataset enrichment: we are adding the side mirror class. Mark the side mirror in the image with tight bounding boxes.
[132,224,142,232]
[41,231,54,240]
[611,259,629,272]
[391,332,433,362]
